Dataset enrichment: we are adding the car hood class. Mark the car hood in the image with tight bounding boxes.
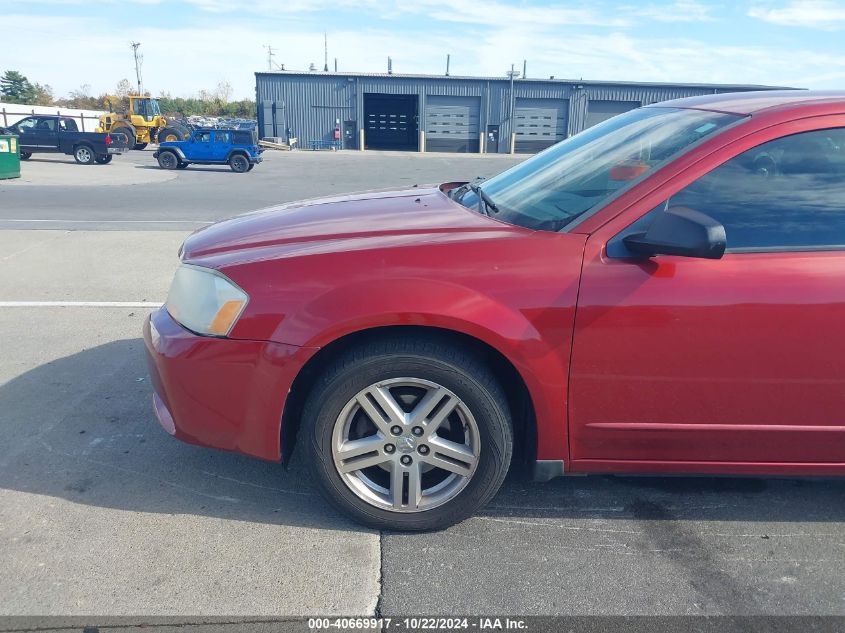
[181,186,519,265]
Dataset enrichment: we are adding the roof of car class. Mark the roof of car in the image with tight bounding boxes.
[650,90,845,115]
[194,128,249,133]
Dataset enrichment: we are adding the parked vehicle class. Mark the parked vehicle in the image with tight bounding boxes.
[145,91,845,531]
[153,128,263,173]
[97,95,189,149]
[8,115,129,164]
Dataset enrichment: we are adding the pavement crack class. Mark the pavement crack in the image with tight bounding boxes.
[374,530,385,619]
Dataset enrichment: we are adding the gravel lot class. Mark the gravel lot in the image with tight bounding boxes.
[1,148,843,625]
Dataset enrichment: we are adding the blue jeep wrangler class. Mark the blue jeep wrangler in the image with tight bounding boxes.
[154,128,263,173]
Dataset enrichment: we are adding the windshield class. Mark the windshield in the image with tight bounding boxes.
[456,107,743,231]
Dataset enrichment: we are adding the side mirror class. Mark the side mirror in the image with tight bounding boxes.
[624,207,726,260]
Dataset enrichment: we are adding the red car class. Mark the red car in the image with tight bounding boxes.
[145,91,845,531]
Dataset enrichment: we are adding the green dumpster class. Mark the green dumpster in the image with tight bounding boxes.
[0,134,21,180]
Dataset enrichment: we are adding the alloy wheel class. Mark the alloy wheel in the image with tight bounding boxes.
[331,377,480,513]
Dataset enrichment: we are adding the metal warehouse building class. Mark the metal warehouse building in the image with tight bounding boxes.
[255,71,782,154]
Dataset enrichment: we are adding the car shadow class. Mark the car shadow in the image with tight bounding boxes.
[1,338,842,533]
[134,165,236,174]
[18,156,78,165]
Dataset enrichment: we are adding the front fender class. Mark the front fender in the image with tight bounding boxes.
[160,146,186,160]
[235,276,575,461]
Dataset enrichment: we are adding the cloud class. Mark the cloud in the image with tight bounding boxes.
[3,2,845,101]
[631,0,717,22]
[748,0,845,29]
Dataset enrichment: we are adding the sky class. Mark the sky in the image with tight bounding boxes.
[2,0,845,100]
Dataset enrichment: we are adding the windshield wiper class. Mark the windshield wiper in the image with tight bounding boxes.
[469,182,499,216]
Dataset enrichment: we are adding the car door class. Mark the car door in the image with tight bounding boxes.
[212,131,232,161]
[191,130,213,161]
[13,117,38,151]
[32,117,59,151]
[569,117,845,470]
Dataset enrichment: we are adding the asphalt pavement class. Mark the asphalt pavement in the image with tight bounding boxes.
[0,148,523,231]
[0,148,843,620]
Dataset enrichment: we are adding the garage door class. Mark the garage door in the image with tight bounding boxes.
[425,96,481,153]
[514,98,568,154]
[364,93,419,151]
[585,100,640,129]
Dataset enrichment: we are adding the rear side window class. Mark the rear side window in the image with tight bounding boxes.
[215,131,232,144]
[59,119,78,132]
[233,131,253,144]
[667,128,845,251]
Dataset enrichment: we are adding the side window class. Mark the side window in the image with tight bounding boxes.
[195,131,211,143]
[59,118,78,132]
[233,132,251,144]
[16,118,37,132]
[36,118,56,131]
[215,131,232,144]
[667,128,845,251]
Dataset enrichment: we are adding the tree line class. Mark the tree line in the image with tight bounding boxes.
[0,70,256,118]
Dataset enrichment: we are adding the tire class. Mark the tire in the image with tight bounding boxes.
[302,336,513,531]
[157,150,179,170]
[176,162,188,170]
[229,153,249,173]
[134,142,148,150]
[20,151,31,160]
[114,127,136,150]
[158,127,184,143]
[73,144,95,165]
[95,155,113,164]
[247,163,255,171]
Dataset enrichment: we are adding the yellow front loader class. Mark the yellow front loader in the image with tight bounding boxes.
[96,95,189,150]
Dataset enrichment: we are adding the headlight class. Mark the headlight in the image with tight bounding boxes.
[166,264,249,337]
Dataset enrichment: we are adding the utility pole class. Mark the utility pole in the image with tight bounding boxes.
[323,32,329,72]
[130,42,143,95]
[507,64,520,121]
[446,54,450,76]
[507,64,521,153]
[263,44,276,71]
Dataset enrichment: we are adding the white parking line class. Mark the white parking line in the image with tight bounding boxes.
[0,301,163,308]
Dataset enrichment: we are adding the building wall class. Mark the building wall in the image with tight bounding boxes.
[255,73,775,153]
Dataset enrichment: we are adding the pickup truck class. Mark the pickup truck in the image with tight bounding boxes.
[7,115,129,164]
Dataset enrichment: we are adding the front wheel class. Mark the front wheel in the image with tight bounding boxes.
[157,151,179,170]
[303,337,513,531]
[95,155,113,164]
[20,151,32,160]
[73,145,95,165]
[229,154,249,173]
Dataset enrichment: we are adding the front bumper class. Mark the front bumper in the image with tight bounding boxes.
[143,307,307,461]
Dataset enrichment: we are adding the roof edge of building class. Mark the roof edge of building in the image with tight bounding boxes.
[253,70,796,91]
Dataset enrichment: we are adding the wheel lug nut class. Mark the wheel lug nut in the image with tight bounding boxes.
[384,444,395,454]
[417,445,429,455]
[400,455,413,466]
[390,425,403,436]
[412,426,424,437]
